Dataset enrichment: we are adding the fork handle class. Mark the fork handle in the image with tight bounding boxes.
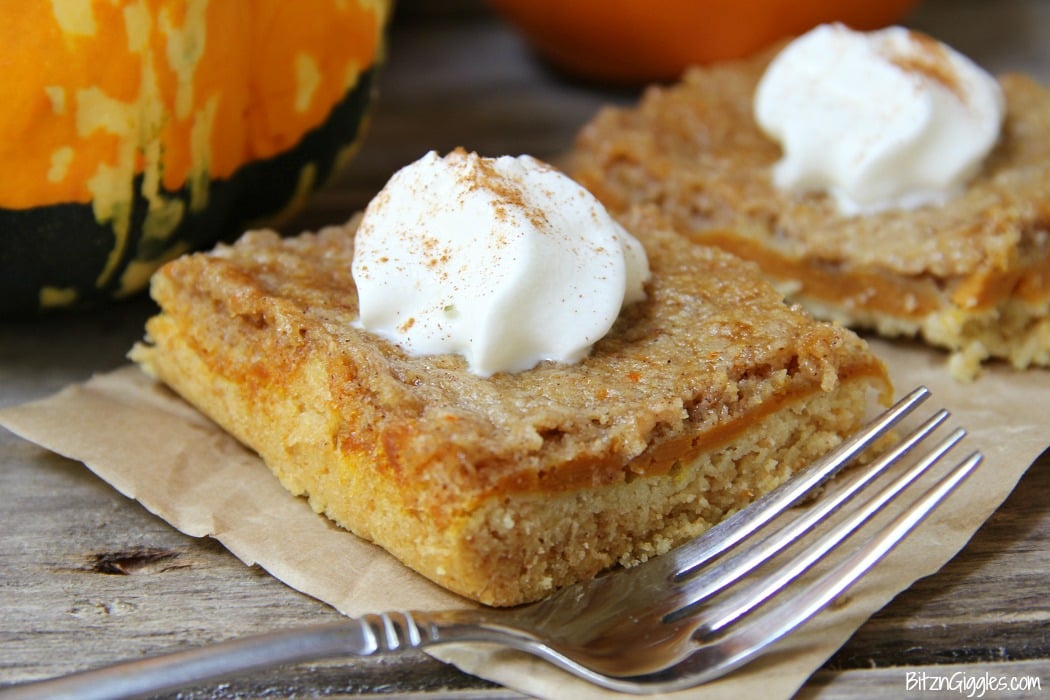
[1,611,487,700]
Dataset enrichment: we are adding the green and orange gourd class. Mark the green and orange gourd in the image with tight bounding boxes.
[1,0,390,313]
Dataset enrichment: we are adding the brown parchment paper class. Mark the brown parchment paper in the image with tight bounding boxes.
[1,337,1048,699]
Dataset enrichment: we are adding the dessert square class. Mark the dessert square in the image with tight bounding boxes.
[569,48,1050,380]
[131,206,890,606]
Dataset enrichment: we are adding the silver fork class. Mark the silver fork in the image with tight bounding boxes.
[2,386,982,699]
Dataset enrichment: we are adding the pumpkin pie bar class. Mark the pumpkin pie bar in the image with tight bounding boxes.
[131,206,890,606]
[569,49,1050,380]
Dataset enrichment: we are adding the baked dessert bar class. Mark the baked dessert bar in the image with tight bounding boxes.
[131,205,890,606]
[569,49,1050,380]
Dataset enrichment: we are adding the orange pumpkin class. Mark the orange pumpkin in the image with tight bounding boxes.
[488,0,919,84]
[1,0,390,313]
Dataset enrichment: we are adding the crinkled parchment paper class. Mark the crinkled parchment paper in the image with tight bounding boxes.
[1,338,1047,699]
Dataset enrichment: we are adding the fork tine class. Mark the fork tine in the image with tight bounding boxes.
[662,407,952,614]
[664,385,932,579]
[678,427,968,632]
[633,449,982,691]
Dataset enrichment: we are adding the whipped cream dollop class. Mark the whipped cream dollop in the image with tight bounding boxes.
[351,149,650,376]
[754,23,1005,216]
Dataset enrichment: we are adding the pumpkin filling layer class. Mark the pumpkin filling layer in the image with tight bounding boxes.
[132,207,890,606]
[691,230,1050,320]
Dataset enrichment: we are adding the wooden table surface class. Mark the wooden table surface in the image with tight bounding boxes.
[2,1,1048,697]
